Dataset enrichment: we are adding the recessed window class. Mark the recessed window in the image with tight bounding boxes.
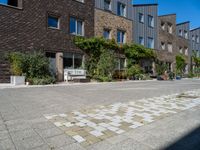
[117,2,126,17]
[161,22,165,30]
[139,37,144,45]
[167,23,173,34]
[103,29,111,40]
[167,43,173,53]
[0,0,22,8]
[196,35,199,43]
[179,30,183,36]
[48,15,60,29]
[184,30,188,39]
[115,58,126,70]
[117,30,125,44]
[104,0,111,11]
[63,53,83,69]
[76,0,84,3]
[161,42,165,50]
[70,17,84,36]
[147,37,154,49]
[139,13,144,23]
[148,15,154,28]
[185,47,188,56]
[179,47,183,53]
[192,35,195,41]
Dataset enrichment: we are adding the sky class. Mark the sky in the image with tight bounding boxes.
[133,0,200,29]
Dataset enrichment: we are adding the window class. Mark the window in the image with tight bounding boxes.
[63,53,83,69]
[179,47,183,54]
[167,43,173,53]
[147,37,154,49]
[161,42,165,50]
[161,22,165,30]
[103,29,110,39]
[115,58,126,70]
[184,30,188,39]
[179,30,183,36]
[196,35,199,43]
[139,37,144,45]
[184,47,188,56]
[104,0,111,11]
[167,23,173,34]
[0,0,22,8]
[117,30,125,44]
[76,0,84,3]
[192,35,195,41]
[70,17,84,36]
[139,13,144,23]
[48,15,59,29]
[148,15,154,27]
[117,2,126,17]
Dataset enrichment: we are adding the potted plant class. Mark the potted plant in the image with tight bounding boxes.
[7,52,25,85]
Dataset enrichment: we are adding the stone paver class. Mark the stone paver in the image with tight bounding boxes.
[0,80,200,149]
[44,89,200,148]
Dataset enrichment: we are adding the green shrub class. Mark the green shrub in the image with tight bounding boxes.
[7,51,55,85]
[7,52,24,76]
[28,76,56,85]
[127,65,143,78]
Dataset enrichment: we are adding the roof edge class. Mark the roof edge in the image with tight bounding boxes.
[159,13,176,17]
[176,21,190,26]
[133,3,158,7]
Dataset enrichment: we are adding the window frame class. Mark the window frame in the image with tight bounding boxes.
[70,17,84,36]
[47,14,60,30]
[148,15,154,28]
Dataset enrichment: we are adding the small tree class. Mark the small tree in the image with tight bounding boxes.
[155,62,168,76]
[176,54,186,76]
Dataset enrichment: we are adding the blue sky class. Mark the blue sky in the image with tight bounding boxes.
[133,0,200,29]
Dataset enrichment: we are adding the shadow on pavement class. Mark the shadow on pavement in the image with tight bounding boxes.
[163,126,200,150]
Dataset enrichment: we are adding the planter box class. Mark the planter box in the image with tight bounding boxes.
[10,76,25,85]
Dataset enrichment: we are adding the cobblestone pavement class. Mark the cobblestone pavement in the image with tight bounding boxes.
[44,90,200,148]
[0,80,200,150]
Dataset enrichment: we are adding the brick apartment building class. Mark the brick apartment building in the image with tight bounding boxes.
[0,0,94,82]
[0,0,199,83]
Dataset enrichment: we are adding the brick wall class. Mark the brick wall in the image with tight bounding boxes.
[0,0,94,83]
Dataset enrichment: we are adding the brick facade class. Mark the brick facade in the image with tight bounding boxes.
[0,0,94,82]
[94,8,133,44]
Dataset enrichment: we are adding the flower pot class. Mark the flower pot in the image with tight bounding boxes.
[10,76,25,85]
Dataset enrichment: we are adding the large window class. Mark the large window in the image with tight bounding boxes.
[161,42,165,50]
[147,37,154,49]
[148,15,154,27]
[167,23,173,34]
[161,22,165,30]
[103,29,111,40]
[167,43,173,53]
[196,35,199,43]
[184,30,188,39]
[179,30,183,36]
[115,58,126,70]
[139,13,144,23]
[117,2,126,17]
[48,15,60,29]
[63,53,83,69]
[0,0,22,8]
[139,37,144,45]
[117,30,125,44]
[70,17,84,36]
[104,0,111,11]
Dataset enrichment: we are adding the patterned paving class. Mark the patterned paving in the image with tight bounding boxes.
[44,89,200,147]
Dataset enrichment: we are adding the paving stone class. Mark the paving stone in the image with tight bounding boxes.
[7,123,31,132]
[10,129,38,141]
[0,138,16,150]
[45,134,75,148]
[0,130,10,140]
[14,136,45,150]
[72,135,86,143]
[36,127,63,138]
[32,122,55,130]
[58,143,86,150]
